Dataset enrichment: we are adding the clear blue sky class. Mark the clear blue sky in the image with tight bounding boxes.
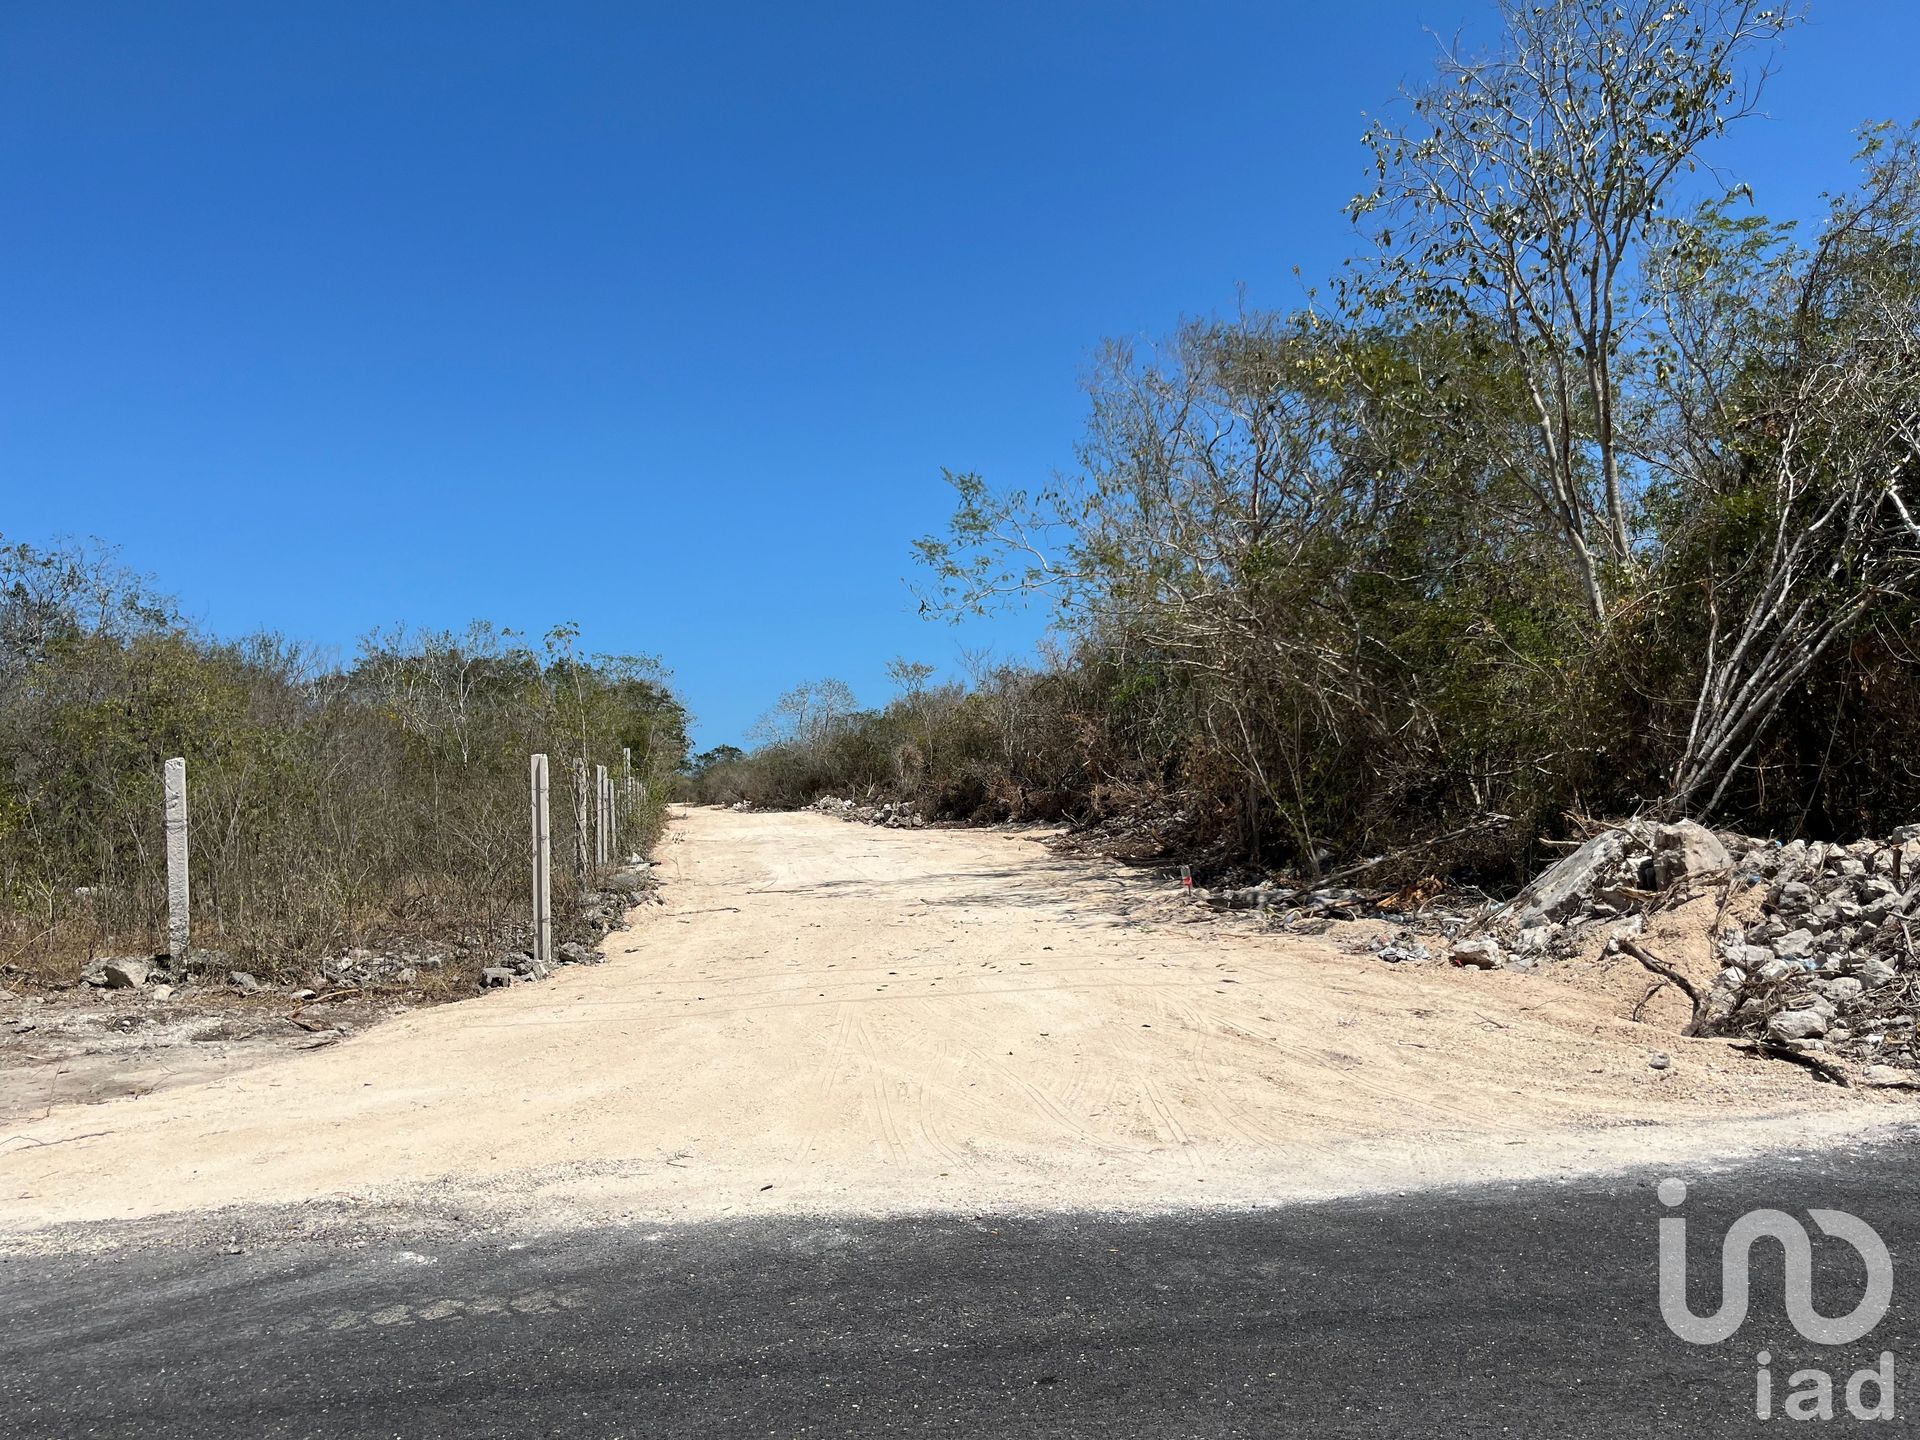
[3,2,1914,747]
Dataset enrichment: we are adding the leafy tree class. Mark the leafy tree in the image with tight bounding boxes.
[1348,0,1797,620]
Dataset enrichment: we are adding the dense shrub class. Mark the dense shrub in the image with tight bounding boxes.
[0,538,687,983]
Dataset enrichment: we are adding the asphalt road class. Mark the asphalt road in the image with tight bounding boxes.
[5,1135,1917,1438]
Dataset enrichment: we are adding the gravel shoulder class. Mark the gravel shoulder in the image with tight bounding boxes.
[0,806,1905,1248]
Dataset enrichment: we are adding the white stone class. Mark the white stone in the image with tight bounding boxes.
[1451,937,1502,969]
[101,958,149,989]
[1859,958,1897,990]
[1815,976,1864,1005]
[1768,1008,1829,1041]
[1773,929,1816,960]
[1652,821,1732,888]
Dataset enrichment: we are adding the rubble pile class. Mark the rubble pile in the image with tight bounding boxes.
[1489,819,1920,1074]
[75,861,665,996]
[1206,880,1370,919]
[808,796,928,829]
[1705,827,1918,1067]
[1496,820,1733,940]
[488,862,662,985]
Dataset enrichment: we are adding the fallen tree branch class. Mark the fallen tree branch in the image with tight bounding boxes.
[1730,1038,1852,1087]
[0,1128,112,1154]
[1629,981,1666,1024]
[1618,939,1708,1037]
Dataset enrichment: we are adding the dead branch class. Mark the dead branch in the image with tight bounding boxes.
[1618,938,1709,1037]
[1730,1038,1852,1087]
[1316,813,1515,888]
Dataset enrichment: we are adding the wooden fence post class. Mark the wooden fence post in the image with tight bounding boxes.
[529,753,552,967]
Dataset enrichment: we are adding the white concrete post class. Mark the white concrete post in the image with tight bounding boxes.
[163,757,190,960]
[607,763,620,863]
[574,758,591,880]
[529,753,552,967]
[594,763,610,867]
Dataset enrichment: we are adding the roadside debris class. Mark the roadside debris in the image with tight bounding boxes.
[1176,810,1917,1086]
[1450,938,1503,970]
[809,796,928,829]
[16,857,669,1063]
[1500,820,1730,931]
[1369,933,1432,964]
[1490,819,1919,1080]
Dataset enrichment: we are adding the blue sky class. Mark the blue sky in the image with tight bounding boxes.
[3,1,1915,747]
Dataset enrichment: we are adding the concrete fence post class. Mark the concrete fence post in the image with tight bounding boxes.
[595,763,610,867]
[574,758,591,880]
[529,753,553,967]
[607,764,620,863]
[163,757,190,960]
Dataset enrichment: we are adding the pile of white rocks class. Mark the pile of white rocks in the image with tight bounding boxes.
[807,795,927,829]
[484,867,659,987]
[1707,826,1917,1055]
[1486,818,1917,1068]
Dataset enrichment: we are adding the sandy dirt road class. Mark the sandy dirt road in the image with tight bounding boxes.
[0,807,1899,1238]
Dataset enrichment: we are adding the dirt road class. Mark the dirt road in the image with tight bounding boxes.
[0,807,1897,1238]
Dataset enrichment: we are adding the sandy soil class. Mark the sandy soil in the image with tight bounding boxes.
[0,989,402,1128]
[0,807,1904,1238]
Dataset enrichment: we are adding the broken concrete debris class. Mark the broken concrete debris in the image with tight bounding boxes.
[808,796,928,829]
[1497,819,1918,1077]
[1204,880,1370,920]
[1505,819,1730,930]
[1651,822,1732,890]
[1369,933,1432,964]
[80,957,149,988]
[1768,1008,1829,1042]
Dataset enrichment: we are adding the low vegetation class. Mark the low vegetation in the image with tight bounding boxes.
[0,537,687,984]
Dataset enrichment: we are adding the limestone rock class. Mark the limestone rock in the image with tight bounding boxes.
[100,958,150,989]
[1652,821,1732,889]
[1450,937,1503,969]
[1768,1008,1829,1042]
